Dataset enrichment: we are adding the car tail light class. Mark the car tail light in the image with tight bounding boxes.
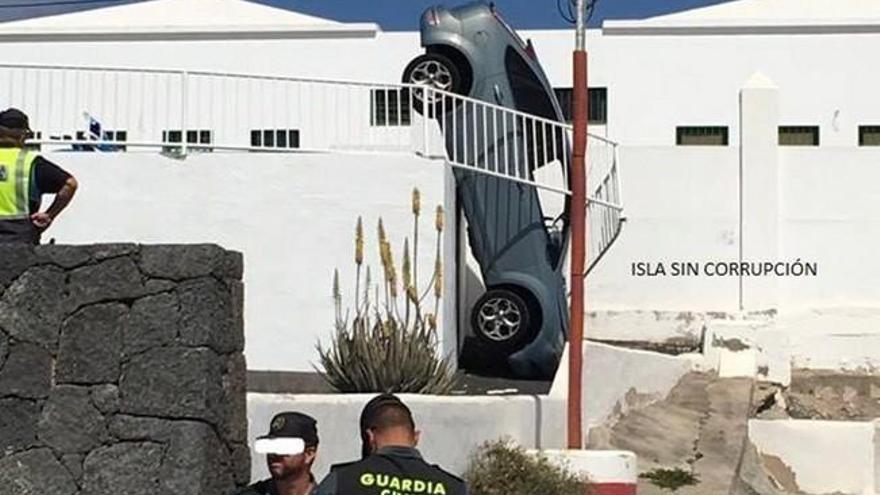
[424,8,440,26]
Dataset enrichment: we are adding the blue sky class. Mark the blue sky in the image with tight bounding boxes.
[0,0,733,28]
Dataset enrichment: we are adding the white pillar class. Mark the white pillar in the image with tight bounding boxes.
[739,72,779,310]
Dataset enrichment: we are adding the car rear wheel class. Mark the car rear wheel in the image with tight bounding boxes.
[471,288,537,353]
[402,53,464,115]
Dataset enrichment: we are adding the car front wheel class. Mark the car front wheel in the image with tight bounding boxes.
[471,288,537,353]
[402,53,463,115]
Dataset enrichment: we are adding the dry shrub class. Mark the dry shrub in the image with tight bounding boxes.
[465,439,590,495]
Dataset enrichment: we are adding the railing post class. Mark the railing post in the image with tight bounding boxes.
[181,70,189,157]
[423,87,430,156]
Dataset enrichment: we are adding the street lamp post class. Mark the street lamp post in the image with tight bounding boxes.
[567,0,589,450]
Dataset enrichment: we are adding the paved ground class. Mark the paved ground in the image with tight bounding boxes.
[589,372,755,495]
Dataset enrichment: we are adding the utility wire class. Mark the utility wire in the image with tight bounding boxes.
[0,0,126,9]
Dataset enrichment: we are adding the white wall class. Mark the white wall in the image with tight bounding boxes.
[585,146,740,312]
[550,342,699,433]
[749,419,877,495]
[246,392,564,483]
[47,151,457,372]
[779,148,880,309]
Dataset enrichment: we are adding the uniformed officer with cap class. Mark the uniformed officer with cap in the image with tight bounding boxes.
[238,412,321,495]
[315,394,468,495]
[0,108,78,244]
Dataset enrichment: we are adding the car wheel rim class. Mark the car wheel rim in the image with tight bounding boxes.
[408,60,454,104]
[477,297,522,342]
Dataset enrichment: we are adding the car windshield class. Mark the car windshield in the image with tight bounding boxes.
[504,47,556,120]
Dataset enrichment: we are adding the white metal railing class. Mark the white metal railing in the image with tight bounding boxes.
[1,62,623,263]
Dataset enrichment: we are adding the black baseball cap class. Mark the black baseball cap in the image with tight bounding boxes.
[255,412,319,455]
[0,108,31,132]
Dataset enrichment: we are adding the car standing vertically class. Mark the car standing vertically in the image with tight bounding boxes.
[402,1,571,379]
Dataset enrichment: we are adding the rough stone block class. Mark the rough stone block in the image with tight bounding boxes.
[230,442,252,486]
[38,385,108,454]
[0,243,247,495]
[85,243,139,262]
[0,266,66,350]
[34,245,91,269]
[90,384,120,414]
[57,303,126,385]
[60,454,84,485]
[0,398,38,454]
[68,257,145,309]
[159,420,234,494]
[222,353,249,445]
[140,244,243,280]
[0,448,77,495]
[143,278,177,295]
[0,244,37,288]
[108,415,172,441]
[0,342,52,399]
[125,293,179,357]
[178,278,242,353]
[81,442,163,495]
[120,347,224,424]
[0,330,8,371]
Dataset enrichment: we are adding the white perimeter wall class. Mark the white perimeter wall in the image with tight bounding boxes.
[246,392,564,483]
[46,151,457,372]
[582,145,880,316]
[749,419,878,495]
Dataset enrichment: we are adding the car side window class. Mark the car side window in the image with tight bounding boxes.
[504,47,556,120]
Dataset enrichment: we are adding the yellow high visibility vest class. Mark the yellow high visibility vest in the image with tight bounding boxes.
[0,148,36,220]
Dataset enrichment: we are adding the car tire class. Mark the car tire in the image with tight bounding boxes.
[402,53,465,115]
[471,288,537,353]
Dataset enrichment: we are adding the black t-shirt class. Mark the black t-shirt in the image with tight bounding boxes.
[30,156,72,213]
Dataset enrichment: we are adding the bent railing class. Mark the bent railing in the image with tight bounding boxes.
[0,62,623,268]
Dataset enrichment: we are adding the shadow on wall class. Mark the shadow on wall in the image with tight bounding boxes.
[0,243,249,494]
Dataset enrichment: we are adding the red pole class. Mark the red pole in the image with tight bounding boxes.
[567,48,588,449]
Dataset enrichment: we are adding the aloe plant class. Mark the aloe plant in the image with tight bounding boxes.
[316,188,456,394]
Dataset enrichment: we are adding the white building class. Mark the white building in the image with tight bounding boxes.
[2,0,880,375]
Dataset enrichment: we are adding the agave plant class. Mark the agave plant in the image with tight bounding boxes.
[316,188,457,394]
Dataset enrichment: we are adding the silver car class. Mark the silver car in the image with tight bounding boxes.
[402,2,571,379]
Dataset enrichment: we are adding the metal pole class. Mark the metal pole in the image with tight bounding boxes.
[567,0,588,450]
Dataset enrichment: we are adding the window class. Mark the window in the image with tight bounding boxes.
[70,130,127,151]
[553,87,608,124]
[371,89,411,126]
[676,126,729,146]
[162,129,213,153]
[779,126,819,146]
[24,131,42,151]
[250,129,301,149]
[859,126,880,146]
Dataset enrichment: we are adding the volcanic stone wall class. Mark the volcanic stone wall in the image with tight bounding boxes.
[0,244,249,495]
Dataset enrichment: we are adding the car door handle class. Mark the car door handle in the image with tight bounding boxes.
[493,85,504,104]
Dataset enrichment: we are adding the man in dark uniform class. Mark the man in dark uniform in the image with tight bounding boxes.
[315,394,468,495]
[238,412,320,495]
[0,108,78,245]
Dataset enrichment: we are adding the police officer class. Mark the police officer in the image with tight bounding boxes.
[238,412,320,495]
[315,394,468,495]
[0,108,77,244]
